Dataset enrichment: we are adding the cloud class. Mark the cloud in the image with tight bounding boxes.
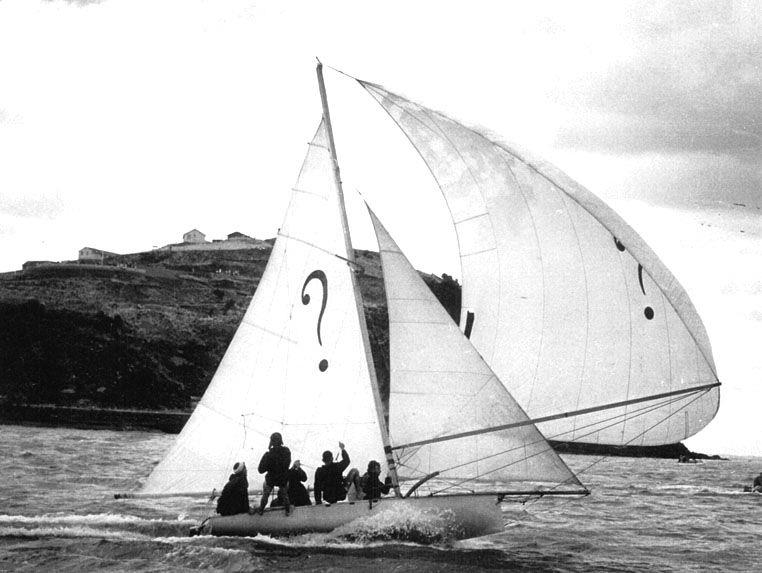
[43,0,106,6]
[550,1,762,156]
[0,195,65,219]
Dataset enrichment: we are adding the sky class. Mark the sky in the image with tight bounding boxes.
[0,0,760,455]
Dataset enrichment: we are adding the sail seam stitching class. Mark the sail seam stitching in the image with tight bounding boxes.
[557,192,591,441]
[453,212,490,225]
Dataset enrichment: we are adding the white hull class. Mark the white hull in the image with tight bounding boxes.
[200,494,504,540]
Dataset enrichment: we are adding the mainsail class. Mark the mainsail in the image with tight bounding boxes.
[141,121,387,495]
[359,80,719,446]
[369,209,581,492]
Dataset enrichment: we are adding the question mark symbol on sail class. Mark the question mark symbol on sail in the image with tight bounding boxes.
[614,237,654,320]
[301,270,329,371]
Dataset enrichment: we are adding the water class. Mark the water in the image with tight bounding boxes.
[1,425,759,572]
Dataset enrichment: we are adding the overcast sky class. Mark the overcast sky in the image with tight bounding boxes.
[0,0,760,455]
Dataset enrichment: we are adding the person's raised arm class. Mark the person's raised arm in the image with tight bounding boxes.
[381,475,392,494]
[338,442,350,472]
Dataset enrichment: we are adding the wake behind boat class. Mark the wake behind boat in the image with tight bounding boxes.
[118,62,719,541]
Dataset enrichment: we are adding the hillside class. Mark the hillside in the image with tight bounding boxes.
[0,245,459,413]
[0,245,716,459]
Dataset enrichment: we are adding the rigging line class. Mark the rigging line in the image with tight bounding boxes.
[291,186,326,198]
[525,390,712,509]
[403,392,697,473]
[430,444,573,496]
[242,321,298,344]
[420,392,697,482]
[391,381,720,451]
[626,387,710,448]
[524,389,714,512]
[544,395,690,452]
[395,393,685,493]
[422,393,693,498]
[276,232,363,271]
[307,141,330,152]
[544,393,690,443]
[241,414,248,452]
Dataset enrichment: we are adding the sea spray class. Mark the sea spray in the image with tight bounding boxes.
[329,503,465,544]
[0,525,149,541]
[0,513,193,538]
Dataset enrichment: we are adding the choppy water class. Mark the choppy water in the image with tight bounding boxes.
[1,424,759,572]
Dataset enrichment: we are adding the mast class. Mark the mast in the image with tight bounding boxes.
[315,61,402,497]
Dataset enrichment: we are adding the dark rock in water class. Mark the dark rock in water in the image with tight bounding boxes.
[549,440,726,460]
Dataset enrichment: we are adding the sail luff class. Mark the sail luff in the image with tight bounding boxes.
[315,63,402,496]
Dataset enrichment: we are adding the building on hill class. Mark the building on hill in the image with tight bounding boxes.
[22,260,57,271]
[183,229,207,244]
[225,232,269,249]
[78,247,119,263]
[227,231,252,240]
[154,230,271,252]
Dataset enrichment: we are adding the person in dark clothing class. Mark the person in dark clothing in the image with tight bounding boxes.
[257,432,292,515]
[753,471,762,493]
[359,460,392,500]
[271,460,311,508]
[314,441,351,504]
[216,461,250,516]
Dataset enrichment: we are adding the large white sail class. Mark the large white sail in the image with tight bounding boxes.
[369,209,581,492]
[360,81,719,446]
[142,122,387,495]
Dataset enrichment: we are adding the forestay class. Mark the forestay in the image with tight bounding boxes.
[360,80,719,446]
[142,122,387,495]
[369,209,581,492]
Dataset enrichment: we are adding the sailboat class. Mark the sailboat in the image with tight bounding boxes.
[122,63,719,540]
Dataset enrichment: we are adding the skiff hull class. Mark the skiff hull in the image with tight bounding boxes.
[199,495,504,540]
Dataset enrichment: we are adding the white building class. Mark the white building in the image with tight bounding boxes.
[183,229,207,244]
[78,247,118,263]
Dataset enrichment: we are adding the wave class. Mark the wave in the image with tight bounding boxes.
[0,525,149,540]
[0,513,194,538]
[647,484,758,496]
